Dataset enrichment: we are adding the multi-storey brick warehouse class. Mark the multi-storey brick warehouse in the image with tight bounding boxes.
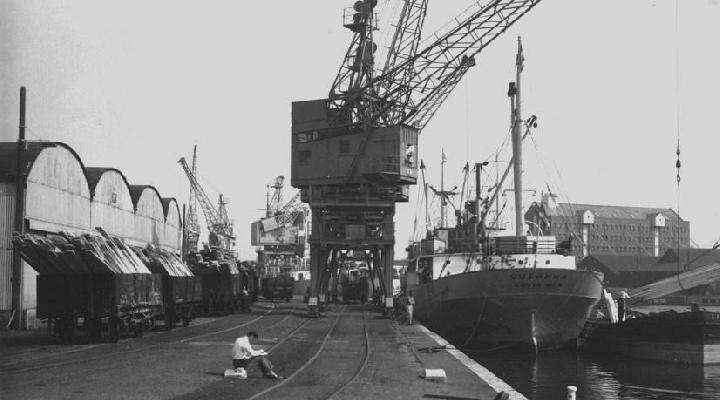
[525,197,690,258]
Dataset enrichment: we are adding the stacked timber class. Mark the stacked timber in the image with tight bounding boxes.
[135,245,193,276]
[187,244,239,275]
[14,231,151,275]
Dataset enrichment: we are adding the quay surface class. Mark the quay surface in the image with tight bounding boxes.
[0,299,524,400]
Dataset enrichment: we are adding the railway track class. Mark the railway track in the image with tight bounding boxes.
[245,305,372,400]
[0,300,307,375]
[2,301,384,400]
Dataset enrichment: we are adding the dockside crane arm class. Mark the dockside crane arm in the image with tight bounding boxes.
[328,0,380,126]
[374,0,543,130]
[178,157,232,239]
[275,192,307,227]
[378,0,429,119]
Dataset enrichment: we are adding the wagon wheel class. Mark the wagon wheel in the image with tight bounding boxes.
[87,318,102,341]
[133,322,143,338]
[145,317,155,331]
[47,318,61,337]
[59,316,75,344]
[107,318,120,343]
[165,309,175,331]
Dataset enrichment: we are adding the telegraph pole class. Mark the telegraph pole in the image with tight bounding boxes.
[12,87,27,329]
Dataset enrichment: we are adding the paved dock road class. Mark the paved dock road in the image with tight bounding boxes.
[0,299,516,400]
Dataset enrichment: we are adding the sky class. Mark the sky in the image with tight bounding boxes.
[1,0,719,260]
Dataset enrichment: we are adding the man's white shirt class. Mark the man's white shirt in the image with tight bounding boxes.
[232,336,266,360]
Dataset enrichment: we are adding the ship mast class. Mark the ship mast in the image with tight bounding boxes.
[440,149,446,228]
[510,37,525,237]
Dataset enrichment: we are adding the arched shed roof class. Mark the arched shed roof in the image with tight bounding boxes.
[0,141,89,192]
[129,184,164,211]
[161,197,182,222]
[85,167,132,198]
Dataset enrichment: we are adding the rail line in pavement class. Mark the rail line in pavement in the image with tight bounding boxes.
[0,302,286,374]
[245,305,374,400]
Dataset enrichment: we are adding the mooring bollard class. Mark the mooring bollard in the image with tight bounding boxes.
[567,385,577,400]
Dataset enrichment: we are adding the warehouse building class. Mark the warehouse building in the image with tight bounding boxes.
[525,194,690,259]
[87,167,136,239]
[0,141,182,329]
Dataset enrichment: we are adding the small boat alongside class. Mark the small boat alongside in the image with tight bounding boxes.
[581,307,720,364]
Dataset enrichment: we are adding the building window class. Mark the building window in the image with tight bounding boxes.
[339,140,350,154]
[299,150,312,165]
[296,131,320,143]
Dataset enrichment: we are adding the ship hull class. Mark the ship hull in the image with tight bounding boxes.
[413,268,603,351]
[581,311,720,364]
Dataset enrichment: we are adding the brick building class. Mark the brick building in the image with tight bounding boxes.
[525,195,690,258]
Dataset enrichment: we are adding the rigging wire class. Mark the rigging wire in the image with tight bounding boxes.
[526,130,625,257]
[674,0,683,266]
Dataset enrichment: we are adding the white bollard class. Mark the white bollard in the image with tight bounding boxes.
[422,368,447,382]
[566,385,577,400]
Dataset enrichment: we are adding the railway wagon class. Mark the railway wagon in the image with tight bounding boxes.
[135,246,202,329]
[195,271,242,315]
[161,275,202,327]
[261,275,295,302]
[340,271,374,304]
[40,273,163,341]
[187,246,253,315]
[15,233,163,343]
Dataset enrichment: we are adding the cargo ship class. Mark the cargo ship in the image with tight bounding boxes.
[405,38,603,352]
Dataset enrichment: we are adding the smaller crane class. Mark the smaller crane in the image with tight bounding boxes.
[274,192,305,228]
[266,176,285,217]
[179,157,235,251]
[183,145,200,254]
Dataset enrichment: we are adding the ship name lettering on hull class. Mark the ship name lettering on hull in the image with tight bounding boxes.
[509,272,567,289]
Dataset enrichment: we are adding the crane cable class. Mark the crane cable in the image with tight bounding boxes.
[674,0,683,273]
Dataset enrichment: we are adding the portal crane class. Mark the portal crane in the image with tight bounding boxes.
[294,0,544,314]
[178,157,235,250]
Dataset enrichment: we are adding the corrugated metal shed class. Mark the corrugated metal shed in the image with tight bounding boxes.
[24,144,92,233]
[0,142,86,183]
[130,185,165,246]
[88,168,135,239]
[0,142,91,315]
[161,197,182,252]
[0,182,15,310]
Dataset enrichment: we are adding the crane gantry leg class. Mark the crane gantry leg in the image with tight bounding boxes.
[306,202,396,317]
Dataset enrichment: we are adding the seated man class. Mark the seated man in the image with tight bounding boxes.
[232,331,282,379]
